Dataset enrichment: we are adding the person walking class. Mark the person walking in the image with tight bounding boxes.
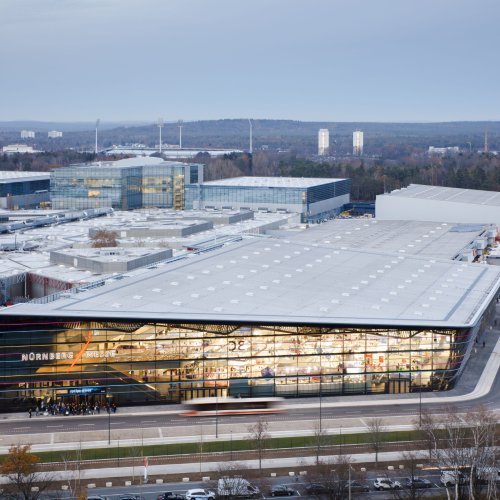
[28,408,32,418]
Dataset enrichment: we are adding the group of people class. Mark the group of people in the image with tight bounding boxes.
[28,401,117,418]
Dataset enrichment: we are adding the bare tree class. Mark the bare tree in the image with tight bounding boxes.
[414,408,438,460]
[417,405,498,500]
[90,229,118,248]
[61,444,84,500]
[391,451,429,500]
[0,445,56,500]
[366,417,384,467]
[312,419,328,465]
[247,418,269,477]
[312,455,361,500]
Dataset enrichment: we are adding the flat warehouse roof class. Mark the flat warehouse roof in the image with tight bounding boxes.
[385,184,500,206]
[202,177,346,188]
[287,219,492,260]
[3,237,500,328]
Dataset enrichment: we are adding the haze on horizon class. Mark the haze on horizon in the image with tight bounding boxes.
[1,0,498,123]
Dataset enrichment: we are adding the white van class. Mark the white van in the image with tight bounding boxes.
[217,477,260,498]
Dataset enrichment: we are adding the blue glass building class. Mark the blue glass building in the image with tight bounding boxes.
[51,157,203,210]
[190,177,351,222]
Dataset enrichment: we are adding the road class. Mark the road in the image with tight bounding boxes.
[1,370,499,437]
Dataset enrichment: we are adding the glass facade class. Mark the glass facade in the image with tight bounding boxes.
[0,179,50,197]
[0,319,472,410]
[50,163,203,211]
[51,166,142,210]
[201,186,305,207]
[141,165,186,209]
[197,179,351,222]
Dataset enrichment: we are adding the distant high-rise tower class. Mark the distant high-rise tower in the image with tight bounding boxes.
[353,130,364,156]
[318,129,329,156]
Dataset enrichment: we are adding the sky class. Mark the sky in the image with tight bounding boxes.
[1,0,499,122]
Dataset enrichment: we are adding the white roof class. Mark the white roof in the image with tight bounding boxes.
[288,219,490,260]
[0,171,49,182]
[4,236,499,328]
[202,176,344,188]
[386,184,500,207]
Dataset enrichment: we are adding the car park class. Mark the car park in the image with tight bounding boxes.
[373,478,401,490]
[404,477,433,489]
[271,484,296,496]
[185,488,216,500]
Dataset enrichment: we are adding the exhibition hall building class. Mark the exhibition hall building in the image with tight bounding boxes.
[1,219,499,408]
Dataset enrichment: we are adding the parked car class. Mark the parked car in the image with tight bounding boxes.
[118,496,145,500]
[87,497,107,500]
[344,480,370,493]
[157,493,185,500]
[271,484,295,496]
[404,477,433,489]
[373,478,401,490]
[305,483,329,495]
[185,489,216,500]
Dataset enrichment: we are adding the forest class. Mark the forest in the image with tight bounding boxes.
[1,147,499,203]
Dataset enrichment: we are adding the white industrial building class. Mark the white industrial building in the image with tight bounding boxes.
[376,184,500,229]
[318,129,329,156]
[2,144,39,154]
[48,130,63,138]
[20,130,35,139]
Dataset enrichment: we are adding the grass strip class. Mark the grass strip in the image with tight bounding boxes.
[1,429,418,463]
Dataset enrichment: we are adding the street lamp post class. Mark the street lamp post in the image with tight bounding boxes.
[215,390,219,439]
[348,465,352,500]
[419,373,423,427]
[106,389,112,445]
